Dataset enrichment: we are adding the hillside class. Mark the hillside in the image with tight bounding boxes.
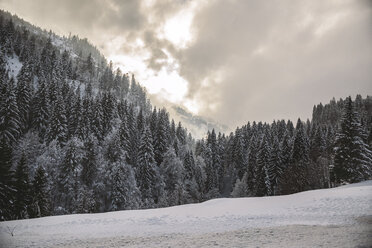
[1,8,371,225]
[169,105,228,139]
[1,180,371,247]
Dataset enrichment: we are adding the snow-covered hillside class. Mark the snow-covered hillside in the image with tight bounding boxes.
[5,55,22,80]
[169,105,228,139]
[1,181,371,247]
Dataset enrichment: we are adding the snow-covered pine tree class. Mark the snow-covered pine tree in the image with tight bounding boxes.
[0,77,20,145]
[137,127,156,207]
[154,109,169,166]
[233,129,247,181]
[58,138,82,213]
[30,165,50,218]
[256,134,270,196]
[110,162,141,211]
[13,154,30,219]
[31,80,49,141]
[282,119,310,194]
[334,97,372,183]
[16,59,33,133]
[92,95,104,142]
[266,136,283,195]
[246,133,258,195]
[231,172,248,197]
[48,92,67,145]
[81,134,98,187]
[160,147,186,206]
[0,140,15,221]
[67,88,82,138]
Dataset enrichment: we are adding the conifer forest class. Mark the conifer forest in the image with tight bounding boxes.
[0,10,371,222]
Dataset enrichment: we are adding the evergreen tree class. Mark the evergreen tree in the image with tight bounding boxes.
[137,127,156,207]
[233,129,247,180]
[30,165,50,218]
[0,77,20,145]
[32,80,49,141]
[266,137,283,195]
[256,135,270,196]
[246,134,258,195]
[110,162,141,211]
[58,138,82,213]
[154,109,169,166]
[282,119,310,194]
[231,172,248,197]
[160,148,185,205]
[48,93,67,145]
[81,135,98,187]
[14,154,30,219]
[0,140,15,220]
[334,97,372,183]
[16,60,33,132]
[92,97,104,142]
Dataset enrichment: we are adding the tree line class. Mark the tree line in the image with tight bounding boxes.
[0,11,371,221]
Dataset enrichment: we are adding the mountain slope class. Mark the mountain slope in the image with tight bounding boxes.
[169,105,228,139]
[1,180,371,247]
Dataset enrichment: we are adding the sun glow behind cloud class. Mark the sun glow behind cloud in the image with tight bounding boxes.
[108,1,198,112]
[162,8,194,48]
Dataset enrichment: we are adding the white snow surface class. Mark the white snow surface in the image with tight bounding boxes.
[5,55,22,80]
[1,181,371,247]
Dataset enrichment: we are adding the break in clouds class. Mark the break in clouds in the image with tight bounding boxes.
[1,0,371,127]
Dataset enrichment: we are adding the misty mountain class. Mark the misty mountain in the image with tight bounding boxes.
[169,105,228,139]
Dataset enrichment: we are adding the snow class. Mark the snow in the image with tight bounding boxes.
[5,55,22,80]
[1,180,371,247]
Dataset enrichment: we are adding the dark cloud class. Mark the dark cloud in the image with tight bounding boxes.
[1,0,371,128]
[174,0,372,126]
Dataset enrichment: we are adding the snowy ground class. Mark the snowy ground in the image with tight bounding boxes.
[5,55,22,80]
[1,181,371,247]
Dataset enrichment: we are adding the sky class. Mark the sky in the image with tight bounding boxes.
[0,0,371,128]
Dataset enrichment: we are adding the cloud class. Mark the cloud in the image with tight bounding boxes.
[1,0,371,129]
[174,0,372,126]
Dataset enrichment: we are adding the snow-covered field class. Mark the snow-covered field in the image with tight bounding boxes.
[1,181,371,247]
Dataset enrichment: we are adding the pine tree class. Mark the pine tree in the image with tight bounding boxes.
[334,97,372,183]
[0,77,20,145]
[137,127,156,206]
[233,129,247,180]
[183,151,201,202]
[282,119,310,194]
[92,96,104,142]
[0,140,15,220]
[231,172,248,197]
[16,60,33,132]
[30,165,50,218]
[75,187,96,214]
[256,134,270,196]
[110,162,141,211]
[81,135,98,187]
[154,109,169,166]
[276,131,292,194]
[32,80,49,141]
[160,148,185,205]
[48,93,67,145]
[85,53,94,76]
[58,138,82,213]
[120,73,130,98]
[246,134,258,195]
[266,137,283,195]
[14,154,30,219]
[176,122,186,145]
[68,89,82,138]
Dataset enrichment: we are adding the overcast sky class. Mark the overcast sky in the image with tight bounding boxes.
[1,0,371,128]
